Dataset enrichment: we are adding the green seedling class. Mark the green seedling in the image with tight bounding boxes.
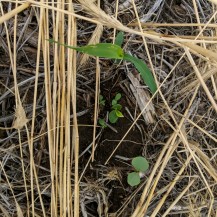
[127,156,149,187]
[98,118,107,128]
[48,32,157,94]
[98,95,106,128]
[109,93,124,124]
[99,95,106,106]
[98,93,123,128]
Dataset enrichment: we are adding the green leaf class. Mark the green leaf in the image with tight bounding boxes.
[115,110,124,117]
[99,95,104,101]
[112,99,117,106]
[48,39,124,59]
[115,93,122,101]
[100,100,105,106]
[123,53,157,94]
[109,110,118,123]
[98,119,107,128]
[132,156,149,172]
[127,172,141,186]
[114,32,124,47]
[112,104,122,110]
[99,95,105,106]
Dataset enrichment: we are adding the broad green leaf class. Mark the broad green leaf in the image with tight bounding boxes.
[48,39,124,59]
[123,53,157,94]
[132,156,149,172]
[98,118,107,128]
[115,110,124,118]
[115,93,122,101]
[127,172,141,186]
[114,32,124,47]
[109,110,118,123]
[112,104,122,110]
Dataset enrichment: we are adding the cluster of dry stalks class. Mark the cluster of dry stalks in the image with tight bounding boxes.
[0,0,216,216]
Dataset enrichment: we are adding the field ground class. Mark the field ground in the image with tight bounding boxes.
[0,0,217,216]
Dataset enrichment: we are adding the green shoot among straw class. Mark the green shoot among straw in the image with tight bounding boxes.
[47,32,157,94]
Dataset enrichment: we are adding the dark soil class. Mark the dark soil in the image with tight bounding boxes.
[1,1,216,216]
[78,95,145,214]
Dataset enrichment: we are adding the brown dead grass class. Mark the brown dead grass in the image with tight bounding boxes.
[0,0,216,216]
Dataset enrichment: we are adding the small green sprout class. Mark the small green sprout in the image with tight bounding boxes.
[99,95,106,107]
[127,156,149,187]
[109,93,124,124]
[98,93,124,128]
[98,118,107,128]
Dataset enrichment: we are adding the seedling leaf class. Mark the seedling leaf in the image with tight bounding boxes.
[115,32,124,47]
[98,119,107,128]
[115,93,122,101]
[123,53,157,94]
[109,110,118,123]
[127,172,141,186]
[132,156,149,172]
[112,104,122,110]
[99,95,104,101]
[115,110,124,117]
[99,95,105,106]
[48,39,124,59]
[112,99,117,106]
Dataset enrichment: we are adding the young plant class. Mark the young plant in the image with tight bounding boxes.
[98,118,107,128]
[127,156,149,187]
[47,32,157,94]
[99,94,106,107]
[109,93,124,124]
[98,95,107,128]
[98,93,124,127]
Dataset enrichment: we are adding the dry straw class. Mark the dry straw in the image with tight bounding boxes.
[0,0,216,216]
